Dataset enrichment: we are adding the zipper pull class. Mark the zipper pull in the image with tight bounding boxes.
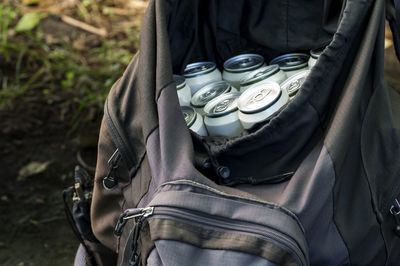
[114,207,154,236]
[103,149,122,190]
[390,198,400,237]
[128,207,154,266]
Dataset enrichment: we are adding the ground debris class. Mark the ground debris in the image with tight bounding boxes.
[17,161,52,182]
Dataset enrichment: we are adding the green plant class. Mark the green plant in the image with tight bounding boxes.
[0,1,139,132]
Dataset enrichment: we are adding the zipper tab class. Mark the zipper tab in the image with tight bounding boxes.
[390,198,400,237]
[103,149,122,190]
[114,207,154,236]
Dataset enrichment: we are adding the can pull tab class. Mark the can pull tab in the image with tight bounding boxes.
[390,198,400,237]
[103,149,122,190]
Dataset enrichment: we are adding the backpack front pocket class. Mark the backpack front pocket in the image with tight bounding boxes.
[117,181,309,266]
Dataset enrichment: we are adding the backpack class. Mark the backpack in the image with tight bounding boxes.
[85,0,400,265]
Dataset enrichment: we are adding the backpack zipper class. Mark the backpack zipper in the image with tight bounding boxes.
[116,206,306,266]
[102,149,122,190]
[104,98,135,169]
[114,207,155,266]
[390,198,400,237]
[103,98,136,189]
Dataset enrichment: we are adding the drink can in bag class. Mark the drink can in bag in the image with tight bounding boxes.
[270,53,309,77]
[191,80,236,116]
[183,62,222,95]
[239,64,287,92]
[173,74,191,106]
[181,106,208,136]
[204,92,243,137]
[280,70,310,100]
[222,54,265,89]
[238,81,289,129]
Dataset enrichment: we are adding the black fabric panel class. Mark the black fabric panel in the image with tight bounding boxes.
[165,0,343,73]
[323,0,400,264]
[388,87,400,134]
[212,103,323,181]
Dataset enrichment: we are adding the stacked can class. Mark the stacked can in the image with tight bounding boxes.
[191,80,236,115]
[239,65,287,92]
[270,53,309,77]
[238,82,289,129]
[222,54,265,89]
[173,75,192,106]
[308,47,324,68]
[181,106,208,136]
[183,62,222,95]
[281,70,310,100]
[204,92,243,137]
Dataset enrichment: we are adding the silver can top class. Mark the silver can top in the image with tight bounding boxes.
[191,81,232,107]
[223,54,264,73]
[269,53,309,71]
[240,64,280,87]
[173,74,186,90]
[238,82,282,114]
[281,70,310,97]
[183,62,216,78]
[310,47,325,59]
[204,92,241,118]
[181,106,197,127]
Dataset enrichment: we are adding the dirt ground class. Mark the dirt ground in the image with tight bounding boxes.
[0,97,101,266]
[0,28,399,266]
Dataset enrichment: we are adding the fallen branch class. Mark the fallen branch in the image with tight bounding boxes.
[61,15,107,37]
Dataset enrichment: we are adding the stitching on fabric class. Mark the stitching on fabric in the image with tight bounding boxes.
[156,80,175,101]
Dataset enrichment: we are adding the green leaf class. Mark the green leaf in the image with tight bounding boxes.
[15,12,41,33]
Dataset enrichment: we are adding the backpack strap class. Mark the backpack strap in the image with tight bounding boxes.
[387,0,400,61]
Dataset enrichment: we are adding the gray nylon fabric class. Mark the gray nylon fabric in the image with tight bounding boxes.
[147,189,306,251]
[237,145,350,266]
[147,240,278,266]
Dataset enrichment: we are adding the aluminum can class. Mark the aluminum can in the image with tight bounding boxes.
[239,64,287,92]
[173,74,191,106]
[269,53,309,77]
[181,106,208,136]
[280,70,310,100]
[183,62,222,95]
[238,82,289,129]
[308,47,325,68]
[191,80,236,116]
[204,92,243,137]
[222,54,265,89]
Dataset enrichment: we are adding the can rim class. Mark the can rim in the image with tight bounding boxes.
[269,53,309,71]
[181,106,197,127]
[310,47,325,59]
[240,65,280,87]
[173,74,186,90]
[204,92,241,118]
[281,70,310,96]
[238,82,282,114]
[223,54,264,73]
[183,62,217,78]
[191,81,231,107]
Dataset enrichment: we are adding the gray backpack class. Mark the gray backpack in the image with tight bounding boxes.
[74,0,400,265]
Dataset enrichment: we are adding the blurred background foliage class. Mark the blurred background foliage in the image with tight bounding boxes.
[0,0,147,124]
[0,2,148,264]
